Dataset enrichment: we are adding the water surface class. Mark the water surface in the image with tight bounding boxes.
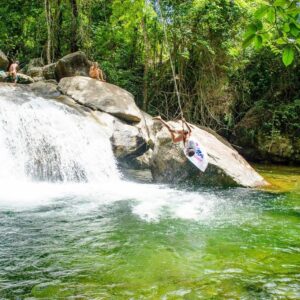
[0,166,299,299]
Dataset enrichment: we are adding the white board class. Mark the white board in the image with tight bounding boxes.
[184,138,208,172]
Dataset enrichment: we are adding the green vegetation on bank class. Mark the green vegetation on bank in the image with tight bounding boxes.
[0,0,299,163]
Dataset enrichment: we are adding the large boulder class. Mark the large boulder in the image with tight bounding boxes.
[0,72,34,84]
[111,120,147,160]
[26,67,43,80]
[232,105,300,163]
[30,81,60,98]
[55,51,91,81]
[0,50,9,71]
[58,76,142,122]
[132,111,158,149]
[17,74,34,84]
[91,111,147,161]
[27,58,44,68]
[150,120,269,187]
[43,63,56,80]
[0,70,7,82]
[25,58,44,80]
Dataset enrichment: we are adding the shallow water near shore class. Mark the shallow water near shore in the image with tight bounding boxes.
[0,165,299,299]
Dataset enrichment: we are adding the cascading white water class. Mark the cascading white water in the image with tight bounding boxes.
[0,85,120,184]
[0,85,220,223]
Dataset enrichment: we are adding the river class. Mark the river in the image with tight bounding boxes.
[0,86,299,299]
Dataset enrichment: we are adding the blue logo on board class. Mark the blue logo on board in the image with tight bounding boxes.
[196,149,204,159]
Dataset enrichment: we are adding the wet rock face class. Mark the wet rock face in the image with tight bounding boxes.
[110,120,147,161]
[0,50,9,71]
[27,67,43,80]
[43,63,57,80]
[150,121,268,188]
[58,76,142,123]
[0,73,34,84]
[30,81,61,98]
[25,58,44,80]
[55,51,92,81]
[1,78,269,187]
[232,106,300,164]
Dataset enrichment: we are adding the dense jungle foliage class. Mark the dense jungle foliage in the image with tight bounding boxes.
[0,0,299,162]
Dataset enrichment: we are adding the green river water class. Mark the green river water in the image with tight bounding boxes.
[0,165,299,299]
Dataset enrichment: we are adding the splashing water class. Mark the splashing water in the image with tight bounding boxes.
[0,85,299,299]
[0,86,119,184]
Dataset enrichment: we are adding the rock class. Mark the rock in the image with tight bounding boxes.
[25,58,44,80]
[27,58,44,68]
[0,50,9,71]
[92,110,148,162]
[92,111,117,134]
[43,63,56,80]
[58,76,142,122]
[27,67,44,79]
[135,111,158,148]
[30,81,60,98]
[232,105,300,163]
[150,120,268,187]
[110,119,147,160]
[55,52,91,81]
[131,149,153,169]
[0,73,34,84]
[17,73,34,84]
[0,70,7,82]
[54,94,78,107]
[92,111,150,167]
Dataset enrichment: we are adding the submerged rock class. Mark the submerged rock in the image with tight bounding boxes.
[150,120,268,187]
[58,76,142,122]
[55,51,91,81]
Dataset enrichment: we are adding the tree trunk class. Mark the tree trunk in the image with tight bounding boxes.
[54,0,63,59]
[141,17,150,111]
[70,0,79,52]
[45,0,52,64]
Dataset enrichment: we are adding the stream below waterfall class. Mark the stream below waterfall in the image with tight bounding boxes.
[0,86,299,299]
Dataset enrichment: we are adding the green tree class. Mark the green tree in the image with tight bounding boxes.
[244,0,300,66]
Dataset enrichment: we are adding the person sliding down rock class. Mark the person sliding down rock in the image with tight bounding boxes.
[89,62,106,82]
[153,116,196,157]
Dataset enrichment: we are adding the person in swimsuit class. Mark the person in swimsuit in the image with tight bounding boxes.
[89,62,105,81]
[8,61,19,83]
[153,116,196,157]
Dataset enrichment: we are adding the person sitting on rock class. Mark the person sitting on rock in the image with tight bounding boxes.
[153,116,195,157]
[8,61,19,83]
[89,62,105,82]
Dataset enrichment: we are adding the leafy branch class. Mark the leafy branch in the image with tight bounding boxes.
[243,0,300,66]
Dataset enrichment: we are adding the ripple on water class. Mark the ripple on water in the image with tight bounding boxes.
[0,177,299,299]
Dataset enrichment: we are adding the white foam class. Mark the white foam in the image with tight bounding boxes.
[0,87,120,183]
[0,86,220,222]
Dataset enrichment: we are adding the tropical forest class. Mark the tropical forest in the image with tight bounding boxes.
[0,0,299,299]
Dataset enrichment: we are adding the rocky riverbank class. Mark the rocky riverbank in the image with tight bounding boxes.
[0,50,270,187]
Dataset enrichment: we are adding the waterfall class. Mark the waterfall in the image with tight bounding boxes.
[0,85,120,184]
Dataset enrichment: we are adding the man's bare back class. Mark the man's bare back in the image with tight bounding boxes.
[89,63,105,81]
[8,61,19,83]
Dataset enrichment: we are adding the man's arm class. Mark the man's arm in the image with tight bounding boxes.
[182,118,192,134]
[153,116,175,133]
